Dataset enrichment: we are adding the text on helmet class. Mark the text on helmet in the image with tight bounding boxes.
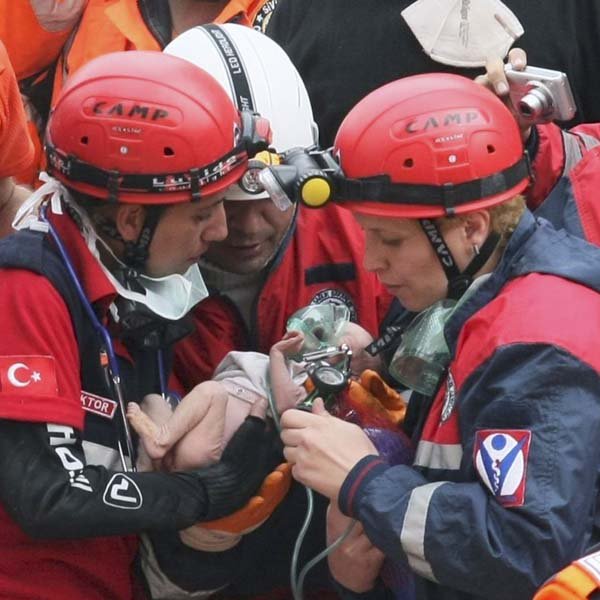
[83,98,177,125]
[396,110,484,137]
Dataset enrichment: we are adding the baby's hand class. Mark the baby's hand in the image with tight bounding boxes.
[270,330,305,359]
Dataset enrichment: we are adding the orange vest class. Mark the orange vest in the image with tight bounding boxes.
[11,0,278,186]
[52,0,276,106]
[0,0,86,80]
[534,550,600,599]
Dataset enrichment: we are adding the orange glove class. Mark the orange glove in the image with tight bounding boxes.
[534,550,600,599]
[346,370,407,427]
[179,463,292,551]
[358,370,408,425]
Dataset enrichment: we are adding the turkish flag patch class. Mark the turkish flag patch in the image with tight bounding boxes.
[0,356,58,395]
[474,429,531,507]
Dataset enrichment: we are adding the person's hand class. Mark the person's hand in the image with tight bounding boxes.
[475,47,532,141]
[200,462,292,533]
[280,398,378,501]
[348,370,408,426]
[327,503,385,593]
[180,462,293,552]
[270,330,305,358]
[269,331,308,412]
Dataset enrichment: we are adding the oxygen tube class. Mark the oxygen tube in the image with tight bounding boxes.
[266,369,356,600]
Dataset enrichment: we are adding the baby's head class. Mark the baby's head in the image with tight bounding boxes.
[337,321,374,354]
[337,322,382,376]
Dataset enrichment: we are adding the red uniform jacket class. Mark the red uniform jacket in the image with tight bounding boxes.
[174,204,393,391]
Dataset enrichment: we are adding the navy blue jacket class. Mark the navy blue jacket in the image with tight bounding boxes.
[338,212,600,599]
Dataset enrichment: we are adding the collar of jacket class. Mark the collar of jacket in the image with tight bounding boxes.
[445,209,600,355]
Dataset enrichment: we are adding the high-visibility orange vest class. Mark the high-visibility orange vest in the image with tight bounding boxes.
[52,0,277,107]
[534,550,600,600]
[0,0,86,80]
[8,0,277,186]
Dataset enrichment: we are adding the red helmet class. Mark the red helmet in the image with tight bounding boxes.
[46,51,266,204]
[333,73,530,218]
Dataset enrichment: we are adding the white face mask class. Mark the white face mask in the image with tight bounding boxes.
[12,173,209,322]
[401,0,524,68]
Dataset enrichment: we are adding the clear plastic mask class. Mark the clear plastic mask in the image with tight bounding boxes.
[389,299,456,396]
[286,303,351,353]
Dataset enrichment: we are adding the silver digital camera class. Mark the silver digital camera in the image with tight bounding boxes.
[504,64,577,123]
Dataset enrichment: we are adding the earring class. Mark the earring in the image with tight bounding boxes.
[472,244,480,256]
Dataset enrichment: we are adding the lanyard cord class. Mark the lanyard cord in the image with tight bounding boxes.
[41,204,137,472]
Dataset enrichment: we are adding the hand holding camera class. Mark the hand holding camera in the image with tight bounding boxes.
[476,48,577,141]
[504,63,576,124]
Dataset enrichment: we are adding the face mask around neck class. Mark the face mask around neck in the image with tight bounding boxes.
[12,174,209,322]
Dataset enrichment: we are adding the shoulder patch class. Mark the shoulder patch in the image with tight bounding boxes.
[103,474,143,510]
[474,429,531,507]
[0,355,58,395]
[252,0,278,32]
[440,370,456,423]
[310,288,357,322]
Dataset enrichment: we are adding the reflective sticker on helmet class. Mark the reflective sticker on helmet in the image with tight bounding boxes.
[474,429,531,507]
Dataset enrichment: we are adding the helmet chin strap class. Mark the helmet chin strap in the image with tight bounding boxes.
[85,205,166,272]
[420,219,500,300]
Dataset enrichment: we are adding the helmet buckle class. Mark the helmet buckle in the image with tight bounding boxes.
[441,182,458,217]
[189,168,202,202]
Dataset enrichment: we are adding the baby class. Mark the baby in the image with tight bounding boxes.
[126,321,379,551]
[127,322,379,473]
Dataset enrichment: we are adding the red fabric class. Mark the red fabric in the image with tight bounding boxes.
[454,273,600,390]
[174,204,393,389]
[0,215,139,600]
[0,355,58,396]
[0,270,83,428]
[0,40,34,178]
[419,271,600,455]
[568,145,600,247]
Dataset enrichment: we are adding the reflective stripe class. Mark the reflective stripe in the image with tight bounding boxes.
[30,0,86,33]
[577,132,600,151]
[83,440,122,471]
[578,550,600,585]
[562,130,585,176]
[560,130,600,177]
[414,440,463,470]
[401,481,447,582]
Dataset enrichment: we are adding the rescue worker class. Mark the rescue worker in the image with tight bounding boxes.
[0,0,280,186]
[0,50,278,600]
[165,23,392,388]
[153,24,393,598]
[278,74,600,599]
[0,40,34,237]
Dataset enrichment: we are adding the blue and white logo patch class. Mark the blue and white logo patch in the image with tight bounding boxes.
[474,429,531,507]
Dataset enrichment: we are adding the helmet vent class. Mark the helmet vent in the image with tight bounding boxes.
[164,146,175,156]
[403,158,414,168]
[487,144,496,154]
[80,136,89,145]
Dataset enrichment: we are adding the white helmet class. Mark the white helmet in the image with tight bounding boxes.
[164,23,318,201]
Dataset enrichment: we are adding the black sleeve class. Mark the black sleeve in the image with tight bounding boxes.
[0,415,276,539]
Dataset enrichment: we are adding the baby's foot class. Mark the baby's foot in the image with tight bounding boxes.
[126,402,168,460]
